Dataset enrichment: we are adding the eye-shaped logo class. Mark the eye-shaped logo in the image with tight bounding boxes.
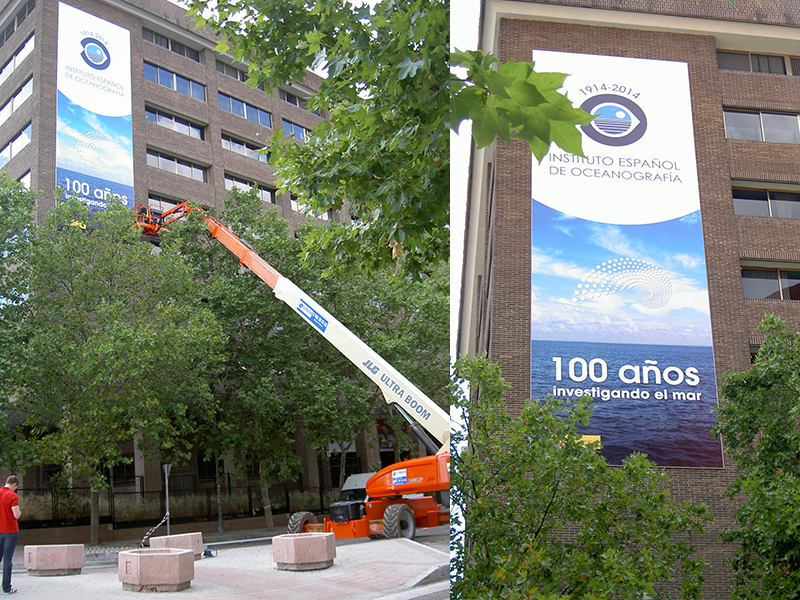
[580,94,647,147]
[80,37,110,70]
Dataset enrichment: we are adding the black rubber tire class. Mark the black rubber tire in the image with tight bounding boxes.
[383,503,416,539]
[287,511,317,534]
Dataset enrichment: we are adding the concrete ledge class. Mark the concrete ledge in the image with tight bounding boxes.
[272,532,336,571]
[24,544,85,576]
[149,532,203,561]
[118,548,194,592]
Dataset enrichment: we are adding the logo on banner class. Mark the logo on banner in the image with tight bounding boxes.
[80,37,111,70]
[580,94,647,147]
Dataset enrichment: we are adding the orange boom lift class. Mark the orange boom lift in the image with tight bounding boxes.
[134,203,449,540]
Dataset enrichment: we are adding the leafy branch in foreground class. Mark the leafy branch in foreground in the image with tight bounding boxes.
[450,50,593,162]
[451,354,711,600]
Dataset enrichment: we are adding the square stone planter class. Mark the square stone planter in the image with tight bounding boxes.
[118,548,194,592]
[149,532,203,560]
[24,544,84,576]
[272,532,336,571]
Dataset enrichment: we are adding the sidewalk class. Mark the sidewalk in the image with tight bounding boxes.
[6,527,449,599]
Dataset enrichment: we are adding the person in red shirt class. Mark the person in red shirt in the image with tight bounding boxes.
[0,476,20,594]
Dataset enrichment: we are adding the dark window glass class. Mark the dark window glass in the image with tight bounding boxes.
[216,60,225,73]
[245,104,258,123]
[717,51,751,72]
[791,57,800,76]
[158,67,173,88]
[225,64,238,79]
[732,189,769,216]
[742,269,781,299]
[143,28,153,43]
[762,113,800,143]
[751,53,786,74]
[186,47,200,62]
[191,81,205,101]
[258,109,271,128]
[143,62,158,83]
[171,41,186,57]
[153,31,169,49]
[4,24,14,43]
[218,93,230,112]
[283,119,293,137]
[175,75,190,96]
[770,191,800,218]
[231,97,245,117]
[724,111,762,141]
[781,271,800,300]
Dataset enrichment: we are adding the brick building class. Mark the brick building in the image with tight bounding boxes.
[0,0,396,522]
[459,0,800,596]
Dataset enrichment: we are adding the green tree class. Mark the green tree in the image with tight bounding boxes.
[716,314,800,599]
[451,355,711,600]
[185,0,448,277]
[0,173,37,471]
[12,199,225,543]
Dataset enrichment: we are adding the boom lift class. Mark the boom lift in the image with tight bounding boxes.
[134,203,450,540]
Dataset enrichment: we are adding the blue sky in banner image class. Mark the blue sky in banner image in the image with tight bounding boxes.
[56,91,134,186]
[531,200,713,347]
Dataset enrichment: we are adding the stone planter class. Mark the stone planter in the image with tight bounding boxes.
[149,532,203,561]
[24,544,84,576]
[118,548,194,592]
[272,532,336,571]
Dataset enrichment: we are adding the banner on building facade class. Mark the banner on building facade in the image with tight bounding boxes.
[530,51,723,468]
[56,2,134,211]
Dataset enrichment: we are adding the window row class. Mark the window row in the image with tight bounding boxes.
[221,133,268,163]
[283,119,309,141]
[225,175,274,204]
[145,106,203,140]
[718,50,800,76]
[279,89,308,110]
[146,149,206,182]
[291,198,330,220]
[143,62,205,102]
[724,110,800,144]
[218,92,272,128]
[143,28,200,62]
[733,187,800,219]
[742,268,800,301]
[0,77,31,128]
[0,34,33,89]
[0,122,30,169]
[0,0,34,52]
[215,60,265,91]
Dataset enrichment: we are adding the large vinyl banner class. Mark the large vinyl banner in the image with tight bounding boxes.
[56,2,133,210]
[530,51,723,468]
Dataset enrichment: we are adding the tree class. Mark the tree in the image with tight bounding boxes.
[12,199,225,543]
[715,314,800,599]
[451,355,711,600]
[185,0,448,277]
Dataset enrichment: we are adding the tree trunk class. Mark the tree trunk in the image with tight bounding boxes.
[90,489,100,546]
[338,450,347,490]
[259,460,274,531]
[215,457,224,534]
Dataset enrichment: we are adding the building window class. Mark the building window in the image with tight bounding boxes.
[143,62,206,102]
[742,267,800,300]
[224,174,274,204]
[217,92,271,128]
[145,106,203,140]
[291,197,330,220]
[215,60,265,91]
[112,459,136,486]
[0,77,31,127]
[0,122,30,168]
[733,187,800,219]
[718,51,788,74]
[143,28,200,62]
[283,119,309,141]
[146,149,206,182]
[0,0,34,52]
[0,33,33,88]
[279,89,308,110]
[221,133,268,163]
[724,110,800,143]
[18,170,29,188]
[147,193,179,215]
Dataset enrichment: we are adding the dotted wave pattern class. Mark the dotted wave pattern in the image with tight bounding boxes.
[572,257,672,309]
[75,131,113,153]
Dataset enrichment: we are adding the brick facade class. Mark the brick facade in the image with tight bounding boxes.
[463,2,800,597]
